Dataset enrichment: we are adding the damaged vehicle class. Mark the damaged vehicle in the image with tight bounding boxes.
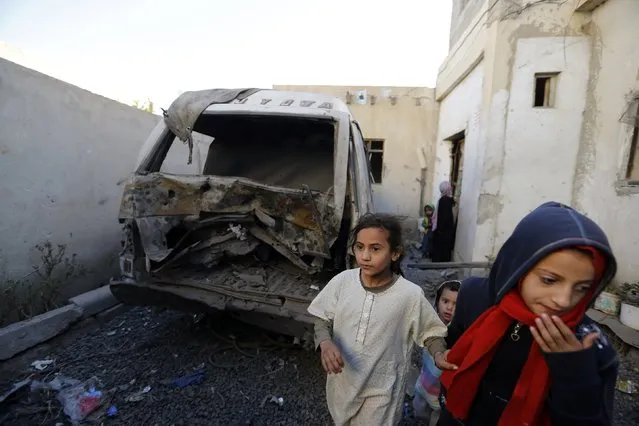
[111,88,374,340]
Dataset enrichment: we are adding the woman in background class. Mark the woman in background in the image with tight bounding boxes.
[432,181,455,262]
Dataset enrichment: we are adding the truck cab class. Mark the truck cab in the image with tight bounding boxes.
[111,88,374,340]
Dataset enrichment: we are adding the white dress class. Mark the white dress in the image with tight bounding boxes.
[308,268,447,426]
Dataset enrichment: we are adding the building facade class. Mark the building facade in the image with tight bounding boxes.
[274,85,439,226]
[433,0,639,284]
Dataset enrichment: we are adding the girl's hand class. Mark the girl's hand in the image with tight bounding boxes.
[434,350,458,370]
[319,340,344,374]
[531,314,600,353]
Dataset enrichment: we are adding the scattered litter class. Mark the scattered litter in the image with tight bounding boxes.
[403,402,409,418]
[32,376,105,423]
[0,379,31,405]
[170,370,205,388]
[31,359,55,371]
[310,285,320,291]
[228,223,247,240]
[260,394,284,408]
[150,369,158,375]
[125,386,151,403]
[293,337,301,346]
[119,379,136,392]
[616,378,638,394]
[194,363,206,371]
[106,331,117,336]
[107,405,118,417]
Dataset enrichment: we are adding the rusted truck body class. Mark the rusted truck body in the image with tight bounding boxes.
[110,89,374,339]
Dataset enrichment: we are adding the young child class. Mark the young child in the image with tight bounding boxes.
[437,201,618,426]
[308,213,449,425]
[418,204,435,258]
[413,280,460,426]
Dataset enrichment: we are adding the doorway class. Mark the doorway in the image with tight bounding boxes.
[448,132,465,203]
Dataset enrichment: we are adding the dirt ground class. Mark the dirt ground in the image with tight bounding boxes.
[0,252,636,425]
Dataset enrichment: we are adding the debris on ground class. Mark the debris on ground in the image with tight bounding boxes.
[168,370,206,388]
[30,376,107,423]
[0,379,31,405]
[30,359,55,371]
[260,395,284,408]
[125,386,151,403]
[0,306,636,425]
[616,378,638,394]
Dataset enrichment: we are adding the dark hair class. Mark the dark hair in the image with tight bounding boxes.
[435,280,461,308]
[350,213,405,276]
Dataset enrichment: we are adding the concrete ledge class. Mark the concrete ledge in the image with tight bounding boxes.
[0,304,83,361]
[68,285,118,318]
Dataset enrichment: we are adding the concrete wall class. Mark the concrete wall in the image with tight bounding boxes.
[434,0,639,284]
[573,0,639,284]
[433,62,485,262]
[495,36,592,243]
[273,85,439,226]
[449,0,487,49]
[0,58,160,296]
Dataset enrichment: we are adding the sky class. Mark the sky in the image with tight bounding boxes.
[0,0,452,110]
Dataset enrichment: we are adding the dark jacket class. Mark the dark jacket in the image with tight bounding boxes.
[439,202,619,426]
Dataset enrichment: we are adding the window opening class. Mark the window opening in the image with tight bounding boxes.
[621,97,639,184]
[533,73,559,108]
[365,139,384,184]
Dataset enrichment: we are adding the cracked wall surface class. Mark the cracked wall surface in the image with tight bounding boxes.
[434,0,639,283]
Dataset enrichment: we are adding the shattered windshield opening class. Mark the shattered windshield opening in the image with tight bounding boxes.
[156,114,336,192]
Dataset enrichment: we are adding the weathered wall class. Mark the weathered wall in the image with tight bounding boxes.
[434,0,639,283]
[0,58,160,295]
[573,0,639,284]
[495,36,592,244]
[273,85,439,226]
[449,0,487,49]
[432,62,485,262]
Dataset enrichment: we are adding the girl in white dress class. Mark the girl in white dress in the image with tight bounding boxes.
[308,213,452,426]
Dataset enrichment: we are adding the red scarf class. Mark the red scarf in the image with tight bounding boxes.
[440,247,606,426]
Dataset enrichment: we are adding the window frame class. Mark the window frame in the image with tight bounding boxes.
[364,138,385,184]
[533,72,560,108]
[616,94,639,194]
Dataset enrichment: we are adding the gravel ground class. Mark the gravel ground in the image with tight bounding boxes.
[0,251,636,425]
[1,308,332,426]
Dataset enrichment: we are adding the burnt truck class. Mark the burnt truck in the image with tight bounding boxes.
[110,88,374,340]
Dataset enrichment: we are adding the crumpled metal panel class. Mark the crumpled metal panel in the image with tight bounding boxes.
[119,173,340,265]
[135,217,182,262]
[163,88,262,164]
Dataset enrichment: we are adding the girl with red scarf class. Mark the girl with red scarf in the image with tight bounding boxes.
[434,202,618,426]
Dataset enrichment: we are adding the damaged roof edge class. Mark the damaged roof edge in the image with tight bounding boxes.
[163,88,263,165]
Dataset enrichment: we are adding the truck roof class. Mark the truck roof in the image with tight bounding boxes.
[226,89,352,115]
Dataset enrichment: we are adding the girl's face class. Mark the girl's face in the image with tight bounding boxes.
[437,288,458,324]
[354,227,401,279]
[519,249,595,316]
[425,207,434,217]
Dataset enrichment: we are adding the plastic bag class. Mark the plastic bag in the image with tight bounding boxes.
[34,376,104,423]
[59,377,104,422]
